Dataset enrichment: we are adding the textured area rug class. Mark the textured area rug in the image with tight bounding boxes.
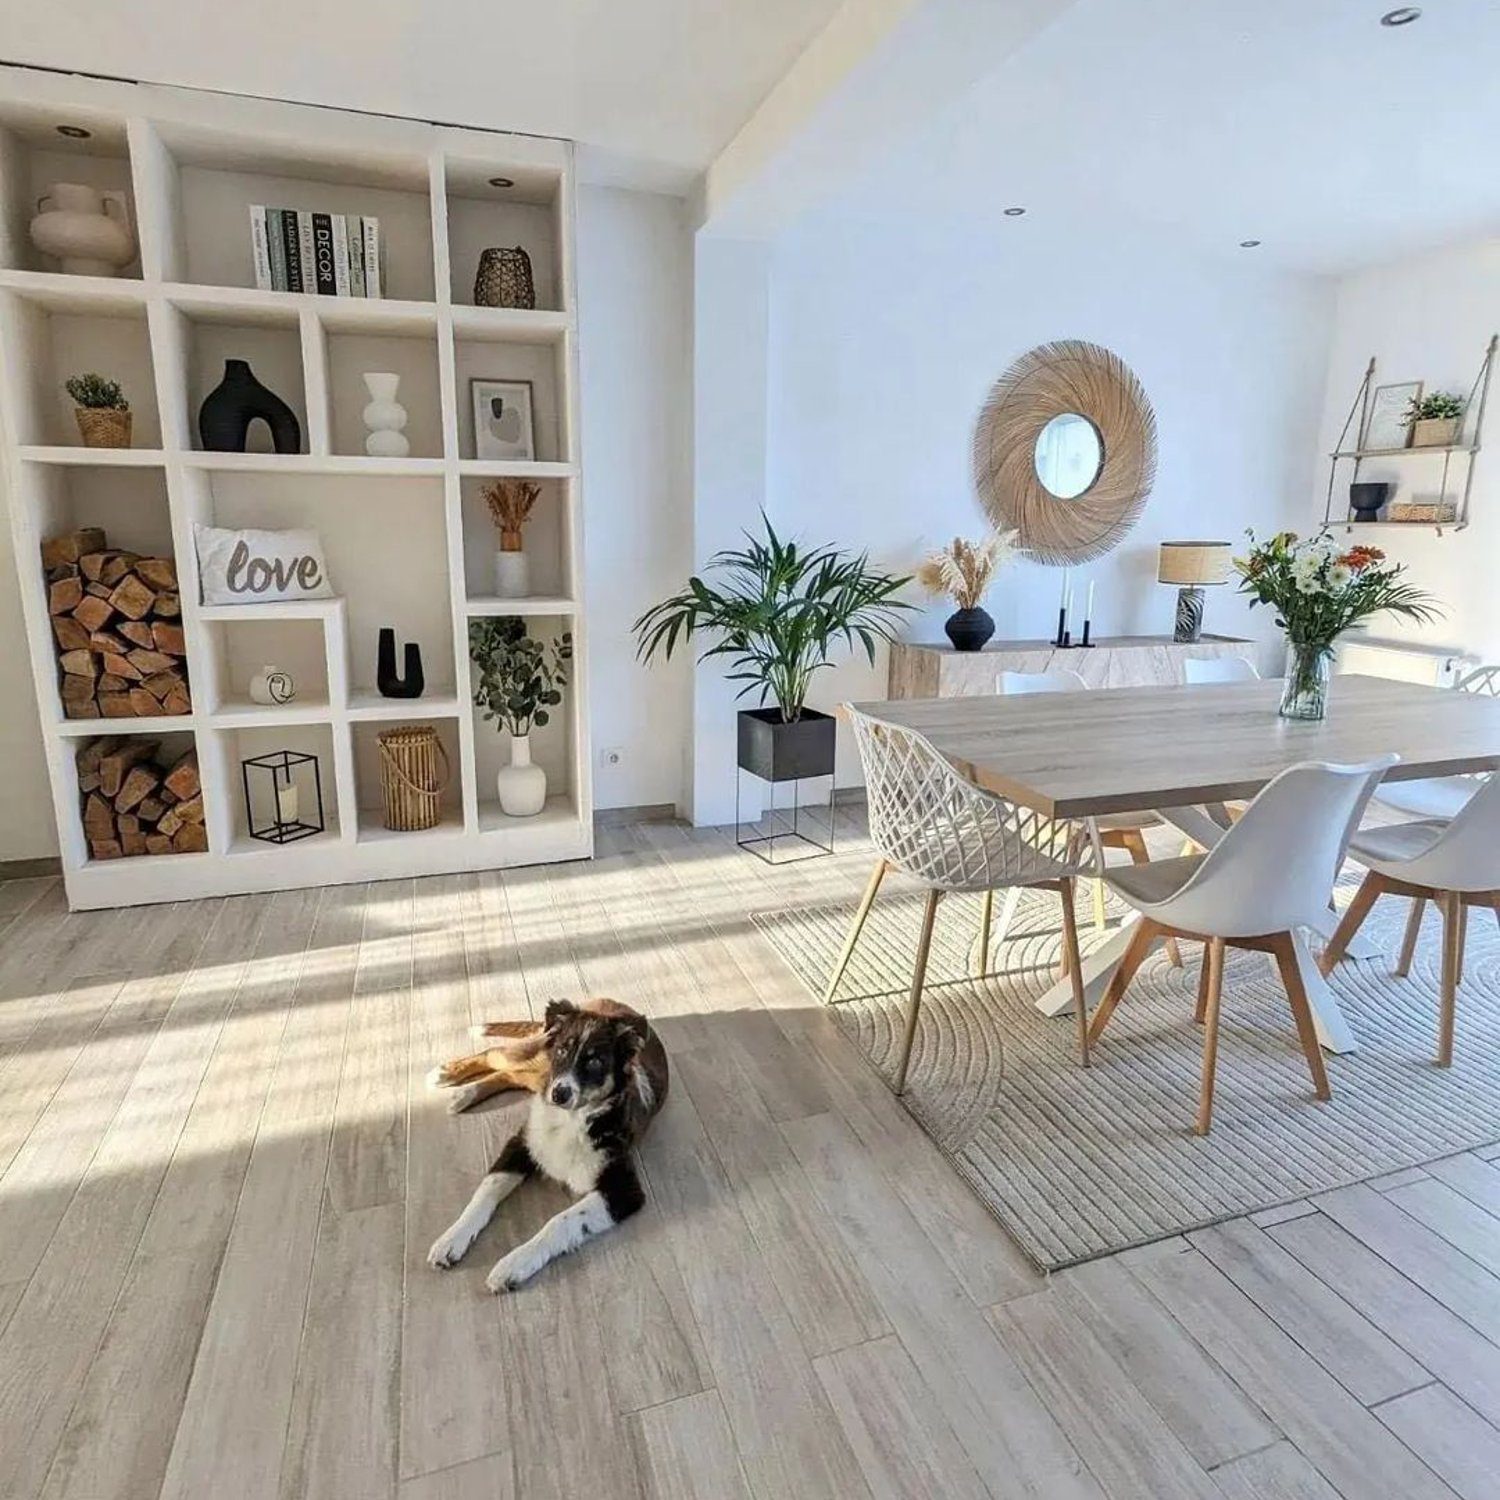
[754,878,1500,1270]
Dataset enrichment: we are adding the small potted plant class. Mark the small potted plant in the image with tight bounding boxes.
[484,479,540,598]
[1235,530,1437,721]
[64,372,130,449]
[634,516,912,806]
[469,615,571,816]
[914,527,1021,650]
[1405,391,1465,448]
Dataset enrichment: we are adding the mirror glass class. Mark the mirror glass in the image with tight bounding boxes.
[1033,413,1103,499]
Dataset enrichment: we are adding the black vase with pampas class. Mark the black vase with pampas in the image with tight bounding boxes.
[916,530,1019,652]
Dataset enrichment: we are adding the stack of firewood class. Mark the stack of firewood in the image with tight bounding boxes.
[77,738,206,859]
[43,527,191,719]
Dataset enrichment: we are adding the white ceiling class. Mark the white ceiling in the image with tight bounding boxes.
[0,0,846,192]
[803,0,1500,275]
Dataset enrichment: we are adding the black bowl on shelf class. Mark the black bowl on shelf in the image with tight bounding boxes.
[1349,481,1391,523]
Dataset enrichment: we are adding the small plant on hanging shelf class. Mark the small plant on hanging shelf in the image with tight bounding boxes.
[1404,390,1466,448]
[914,528,1021,652]
[64,372,131,449]
[484,479,541,599]
[469,616,572,818]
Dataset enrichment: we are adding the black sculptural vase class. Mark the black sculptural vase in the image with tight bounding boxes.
[943,606,995,652]
[1349,481,1391,523]
[377,628,425,699]
[198,359,301,454]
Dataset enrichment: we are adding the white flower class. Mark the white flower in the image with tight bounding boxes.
[1295,572,1324,595]
[1328,563,1353,589]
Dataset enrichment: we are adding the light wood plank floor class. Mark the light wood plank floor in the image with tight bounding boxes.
[2,813,1499,1499]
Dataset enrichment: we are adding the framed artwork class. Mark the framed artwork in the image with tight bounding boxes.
[471,379,536,462]
[1363,380,1422,451]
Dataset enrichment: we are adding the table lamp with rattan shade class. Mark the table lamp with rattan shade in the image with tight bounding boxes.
[1158,541,1233,642]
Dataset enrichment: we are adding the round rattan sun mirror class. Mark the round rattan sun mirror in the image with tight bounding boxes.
[972,340,1157,564]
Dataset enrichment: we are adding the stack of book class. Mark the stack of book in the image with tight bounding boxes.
[249,207,382,297]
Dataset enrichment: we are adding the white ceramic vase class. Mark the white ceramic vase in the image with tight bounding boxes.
[361,372,410,458]
[30,184,135,276]
[496,734,547,817]
[493,549,530,597]
[248,665,296,705]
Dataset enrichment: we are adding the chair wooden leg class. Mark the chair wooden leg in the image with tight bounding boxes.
[822,859,887,1005]
[1271,934,1332,1103]
[1087,918,1159,1045]
[1058,877,1090,1068]
[1196,937,1225,1135]
[1125,832,1182,968]
[1438,890,1463,1068]
[1458,901,1469,985]
[893,889,942,1095]
[971,887,995,978]
[1318,871,1384,976]
[1194,946,1213,1024]
[1395,896,1427,979]
[1092,877,1108,933]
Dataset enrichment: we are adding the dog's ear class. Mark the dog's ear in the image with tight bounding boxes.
[543,998,577,1034]
[617,1013,650,1056]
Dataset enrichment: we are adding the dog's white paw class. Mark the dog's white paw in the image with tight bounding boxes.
[485,1247,539,1294]
[447,1081,484,1115]
[469,1023,492,1043]
[427,1225,477,1269]
[425,1065,454,1091]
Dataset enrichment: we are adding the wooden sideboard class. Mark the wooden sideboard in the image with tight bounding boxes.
[888,634,1258,698]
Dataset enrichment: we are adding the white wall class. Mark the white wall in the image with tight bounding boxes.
[757,198,1334,792]
[1316,237,1500,663]
[0,508,56,859]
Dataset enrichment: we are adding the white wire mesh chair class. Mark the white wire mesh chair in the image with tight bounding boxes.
[1374,664,1500,820]
[825,707,1099,1092]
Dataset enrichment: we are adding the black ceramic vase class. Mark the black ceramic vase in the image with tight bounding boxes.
[943,606,995,652]
[377,628,425,699]
[1348,481,1391,523]
[198,359,301,453]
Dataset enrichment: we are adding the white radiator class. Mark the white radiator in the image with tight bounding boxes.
[1335,635,1474,688]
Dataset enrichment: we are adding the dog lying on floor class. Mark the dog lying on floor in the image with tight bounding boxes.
[425,997,668,1292]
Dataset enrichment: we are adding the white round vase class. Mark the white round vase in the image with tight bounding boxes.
[493,549,530,597]
[30,184,135,276]
[362,372,411,458]
[496,734,547,817]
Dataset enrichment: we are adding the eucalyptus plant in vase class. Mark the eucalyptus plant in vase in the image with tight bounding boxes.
[469,616,572,815]
[1235,530,1437,721]
[634,515,912,795]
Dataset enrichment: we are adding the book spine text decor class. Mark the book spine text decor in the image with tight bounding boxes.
[247,207,383,296]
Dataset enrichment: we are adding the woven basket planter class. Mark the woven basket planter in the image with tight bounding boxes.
[74,407,131,448]
[473,246,535,309]
[377,725,451,831]
[1411,416,1461,448]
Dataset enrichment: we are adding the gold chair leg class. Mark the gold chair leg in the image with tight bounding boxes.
[973,888,995,978]
[1058,877,1090,1068]
[1439,891,1464,1067]
[1318,871,1384,976]
[1196,937,1225,1135]
[1396,896,1427,978]
[1125,832,1182,968]
[822,860,887,1005]
[893,889,942,1096]
[1272,934,1332,1103]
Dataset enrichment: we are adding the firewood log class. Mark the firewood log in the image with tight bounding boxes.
[153,591,181,619]
[72,594,115,634]
[172,824,208,853]
[162,684,192,716]
[59,648,97,677]
[145,833,174,856]
[134,557,177,591]
[151,621,187,657]
[117,621,157,650]
[107,574,155,620]
[82,792,116,839]
[120,829,148,857]
[126,648,177,677]
[128,688,163,716]
[163,750,200,801]
[176,794,205,824]
[98,693,135,718]
[77,737,124,779]
[41,528,106,570]
[52,616,92,653]
[89,839,124,860]
[98,652,143,682]
[116,763,160,813]
[49,577,83,615]
[99,740,157,797]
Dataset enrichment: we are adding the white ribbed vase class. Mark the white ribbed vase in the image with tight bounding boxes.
[362,372,410,457]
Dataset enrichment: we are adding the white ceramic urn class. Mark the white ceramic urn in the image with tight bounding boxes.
[362,372,411,458]
[496,734,547,816]
[30,184,135,276]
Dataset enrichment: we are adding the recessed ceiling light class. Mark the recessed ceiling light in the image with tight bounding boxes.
[1003,206,1026,217]
[55,124,91,140]
[487,176,515,189]
[1240,239,1262,248]
[1381,7,1421,25]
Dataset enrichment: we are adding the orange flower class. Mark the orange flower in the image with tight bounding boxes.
[1339,545,1385,571]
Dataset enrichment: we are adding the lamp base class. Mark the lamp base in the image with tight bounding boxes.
[1173,586,1205,643]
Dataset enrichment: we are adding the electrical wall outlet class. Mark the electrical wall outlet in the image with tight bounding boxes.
[599,746,624,770]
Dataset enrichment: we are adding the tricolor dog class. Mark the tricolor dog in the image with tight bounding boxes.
[426,997,667,1292]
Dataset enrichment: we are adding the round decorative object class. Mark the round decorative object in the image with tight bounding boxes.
[497,733,547,817]
[973,340,1157,565]
[74,407,131,448]
[474,246,536,309]
[199,359,301,454]
[30,183,135,276]
[361,372,410,458]
[494,549,530,598]
[249,665,296,705]
[943,606,995,652]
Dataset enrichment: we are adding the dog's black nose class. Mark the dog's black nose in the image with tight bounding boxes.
[550,1081,575,1107]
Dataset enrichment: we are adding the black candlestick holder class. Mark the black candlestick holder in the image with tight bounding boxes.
[1079,618,1095,647]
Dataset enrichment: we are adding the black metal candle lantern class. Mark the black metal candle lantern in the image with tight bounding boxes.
[242,749,325,844]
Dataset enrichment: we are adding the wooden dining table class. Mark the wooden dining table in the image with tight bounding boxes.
[851,674,1500,1052]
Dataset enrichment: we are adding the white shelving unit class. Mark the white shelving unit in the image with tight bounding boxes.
[0,67,592,908]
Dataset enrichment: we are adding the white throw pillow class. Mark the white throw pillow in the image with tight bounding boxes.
[194,524,335,605]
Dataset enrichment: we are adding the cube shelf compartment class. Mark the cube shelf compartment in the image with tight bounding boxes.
[0,68,592,909]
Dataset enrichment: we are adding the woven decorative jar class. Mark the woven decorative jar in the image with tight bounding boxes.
[74,407,131,448]
[377,725,451,831]
[474,246,535,309]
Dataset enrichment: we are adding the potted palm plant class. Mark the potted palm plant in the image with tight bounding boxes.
[1405,391,1465,447]
[633,516,912,787]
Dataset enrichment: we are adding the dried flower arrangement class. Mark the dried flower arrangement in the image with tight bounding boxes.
[483,480,540,553]
[914,528,1021,609]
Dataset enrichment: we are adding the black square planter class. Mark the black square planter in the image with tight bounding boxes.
[736,707,837,783]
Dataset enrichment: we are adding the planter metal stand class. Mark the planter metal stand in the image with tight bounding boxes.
[734,707,836,864]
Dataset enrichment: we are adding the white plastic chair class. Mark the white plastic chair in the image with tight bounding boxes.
[1322,769,1500,1066]
[1089,755,1397,1133]
[1374,665,1500,821]
[827,706,1098,1092]
[1183,657,1261,685]
[998,668,1088,695]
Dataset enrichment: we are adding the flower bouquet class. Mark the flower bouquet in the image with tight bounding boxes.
[1235,530,1438,720]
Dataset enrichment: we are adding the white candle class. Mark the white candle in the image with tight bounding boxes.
[276,779,299,825]
[1086,580,1096,619]
[1059,568,1070,608]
